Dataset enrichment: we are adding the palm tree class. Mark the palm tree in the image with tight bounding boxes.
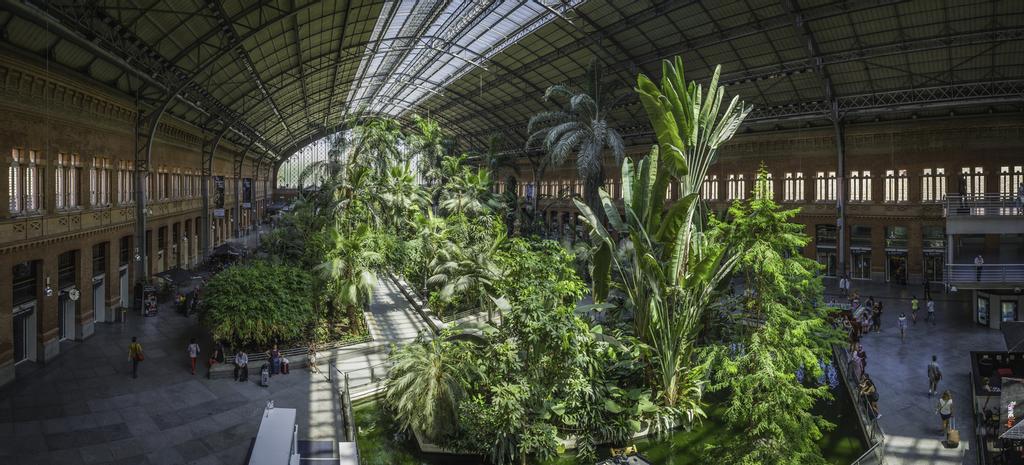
[317,224,381,333]
[350,117,404,177]
[413,211,447,294]
[427,231,505,324]
[440,167,503,217]
[409,115,454,209]
[527,58,625,222]
[379,162,429,231]
[385,338,465,442]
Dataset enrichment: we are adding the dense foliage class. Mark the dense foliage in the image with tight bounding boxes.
[701,168,844,465]
[201,261,316,347]
[246,54,852,465]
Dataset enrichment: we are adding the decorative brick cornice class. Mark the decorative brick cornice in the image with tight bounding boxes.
[0,57,242,154]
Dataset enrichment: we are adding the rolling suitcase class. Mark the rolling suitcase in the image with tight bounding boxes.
[260,364,270,387]
[945,418,960,448]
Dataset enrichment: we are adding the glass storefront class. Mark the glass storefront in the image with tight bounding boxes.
[978,296,989,326]
[924,253,944,282]
[851,250,872,279]
[886,251,908,284]
[850,225,872,279]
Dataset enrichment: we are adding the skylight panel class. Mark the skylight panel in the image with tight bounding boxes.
[345,0,585,118]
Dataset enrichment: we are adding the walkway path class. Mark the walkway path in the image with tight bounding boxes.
[0,234,433,465]
[831,280,1004,465]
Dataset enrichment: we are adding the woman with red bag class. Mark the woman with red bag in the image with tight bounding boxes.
[129,336,144,379]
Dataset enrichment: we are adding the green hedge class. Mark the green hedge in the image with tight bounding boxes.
[201,261,316,347]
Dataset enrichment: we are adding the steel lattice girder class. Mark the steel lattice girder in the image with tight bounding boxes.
[16,0,282,153]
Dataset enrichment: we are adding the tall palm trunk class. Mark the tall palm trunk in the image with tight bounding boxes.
[583,165,605,227]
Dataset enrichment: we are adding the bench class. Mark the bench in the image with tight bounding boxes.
[209,346,311,379]
[207,337,373,379]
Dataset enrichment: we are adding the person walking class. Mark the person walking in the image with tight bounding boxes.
[975,254,985,281]
[267,344,281,376]
[928,355,943,396]
[926,298,937,325]
[937,390,954,433]
[128,336,144,379]
[234,350,249,382]
[898,313,908,343]
[923,277,931,300]
[187,338,201,375]
[871,304,882,332]
[911,296,920,324]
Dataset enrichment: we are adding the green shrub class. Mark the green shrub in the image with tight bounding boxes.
[201,260,316,348]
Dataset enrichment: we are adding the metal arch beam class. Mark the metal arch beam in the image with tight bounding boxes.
[4,0,277,154]
[200,125,232,261]
[427,0,689,117]
[259,81,502,148]
[320,0,353,128]
[288,0,312,127]
[208,0,298,145]
[781,0,846,277]
[719,27,1024,87]
[232,147,250,239]
[369,0,503,114]
[347,0,446,124]
[264,92,490,155]
[463,79,1024,152]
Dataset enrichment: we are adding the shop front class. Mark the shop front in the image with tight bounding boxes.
[885,226,909,284]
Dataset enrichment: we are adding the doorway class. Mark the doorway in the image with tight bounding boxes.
[816,249,837,277]
[851,250,872,280]
[12,303,36,364]
[1003,301,1020,323]
[886,252,908,284]
[93,277,105,323]
[119,266,129,309]
[58,291,76,341]
[923,253,944,282]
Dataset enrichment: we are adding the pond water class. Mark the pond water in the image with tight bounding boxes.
[354,385,866,465]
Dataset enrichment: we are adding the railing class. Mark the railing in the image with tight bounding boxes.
[327,361,392,446]
[329,360,392,400]
[440,306,485,323]
[945,194,1024,217]
[834,347,886,465]
[945,264,1024,285]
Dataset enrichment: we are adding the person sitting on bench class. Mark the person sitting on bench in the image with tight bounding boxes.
[233,350,249,382]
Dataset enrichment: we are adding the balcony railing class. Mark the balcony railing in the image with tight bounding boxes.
[945,194,1024,217]
[946,264,1024,285]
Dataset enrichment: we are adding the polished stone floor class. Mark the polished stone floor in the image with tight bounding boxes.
[1,273,1003,465]
[0,262,429,464]
[834,280,1005,465]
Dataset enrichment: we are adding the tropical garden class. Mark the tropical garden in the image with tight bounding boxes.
[201,55,859,465]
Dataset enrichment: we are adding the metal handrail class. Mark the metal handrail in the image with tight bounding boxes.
[834,346,887,465]
[945,264,1024,285]
[944,193,1024,217]
[851,440,884,465]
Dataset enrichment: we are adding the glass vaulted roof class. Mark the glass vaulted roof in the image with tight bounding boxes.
[1,0,1021,164]
[346,0,584,117]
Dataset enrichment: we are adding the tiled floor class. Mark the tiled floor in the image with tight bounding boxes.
[829,279,1005,465]
[0,229,431,465]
